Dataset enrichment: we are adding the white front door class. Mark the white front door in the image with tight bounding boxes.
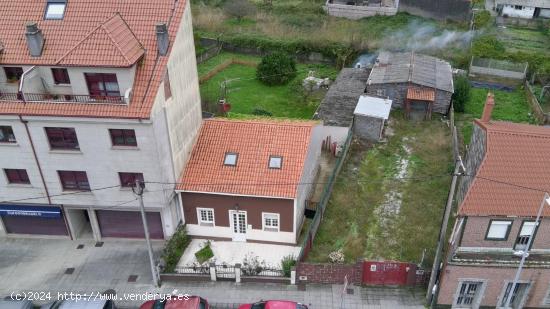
[230,210,247,242]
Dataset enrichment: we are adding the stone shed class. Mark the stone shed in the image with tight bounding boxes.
[353,95,392,141]
[314,68,370,127]
[366,52,454,120]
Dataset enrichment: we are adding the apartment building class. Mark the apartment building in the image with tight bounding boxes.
[0,0,202,240]
[436,94,550,308]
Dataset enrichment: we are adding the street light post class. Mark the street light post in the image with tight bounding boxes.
[502,192,550,308]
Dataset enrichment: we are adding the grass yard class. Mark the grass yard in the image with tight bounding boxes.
[497,26,550,56]
[306,113,453,266]
[456,87,537,145]
[198,52,338,119]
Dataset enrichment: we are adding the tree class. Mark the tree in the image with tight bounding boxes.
[224,0,255,21]
[452,75,471,113]
[256,51,297,86]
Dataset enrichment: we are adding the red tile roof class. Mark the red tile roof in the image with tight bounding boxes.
[459,120,550,217]
[0,0,187,119]
[177,119,316,199]
[406,87,435,101]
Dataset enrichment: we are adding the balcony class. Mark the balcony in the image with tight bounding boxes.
[0,92,127,104]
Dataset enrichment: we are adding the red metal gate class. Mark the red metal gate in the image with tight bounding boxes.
[362,261,416,286]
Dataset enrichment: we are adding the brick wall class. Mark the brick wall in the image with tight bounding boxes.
[296,261,363,284]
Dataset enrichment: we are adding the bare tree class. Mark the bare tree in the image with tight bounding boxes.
[224,0,256,21]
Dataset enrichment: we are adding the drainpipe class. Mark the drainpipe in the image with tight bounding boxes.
[18,66,36,102]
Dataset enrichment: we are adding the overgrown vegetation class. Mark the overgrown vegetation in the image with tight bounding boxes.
[161,225,191,273]
[281,255,296,277]
[256,51,297,85]
[307,113,453,266]
[194,241,214,263]
[452,75,471,113]
[473,10,492,29]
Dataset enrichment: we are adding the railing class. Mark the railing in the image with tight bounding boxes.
[174,265,210,275]
[241,264,285,277]
[0,92,126,104]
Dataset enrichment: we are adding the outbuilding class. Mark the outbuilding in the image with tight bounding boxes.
[353,95,392,141]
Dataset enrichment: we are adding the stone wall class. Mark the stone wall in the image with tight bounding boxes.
[398,0,471,22]
[353,115,384,141]
[324,2,398,20]
[365,83,452,115]
[296,261,363,284]
[455,123,486,208]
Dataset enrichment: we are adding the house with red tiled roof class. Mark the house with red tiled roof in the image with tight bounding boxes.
[0,0,202,240]
[436,94,550,308]
[175,119,347,245]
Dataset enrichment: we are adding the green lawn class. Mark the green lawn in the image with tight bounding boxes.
[198,52,338,119]
[456,87,536,145]
[306,113,453,266]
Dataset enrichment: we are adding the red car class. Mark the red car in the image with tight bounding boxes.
[238,300,308,309]
[139,296,208,309]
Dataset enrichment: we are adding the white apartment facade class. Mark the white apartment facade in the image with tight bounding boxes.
[0,0,202,241]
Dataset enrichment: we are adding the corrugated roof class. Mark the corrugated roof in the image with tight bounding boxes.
[177,119,316,199]
[368,52,454,93]
[0,0,187,119]
[459,120,550,217]
[406,87,435,101]
[353,95,392,119]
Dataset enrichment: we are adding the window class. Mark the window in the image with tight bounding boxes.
[485,220,512,240]
[51,68,70,84]
[268,156,283,169]
[455,281,483,307]
[514,221,537,251]
[224,152,238,166]
[4,169,30,184]
[164,70,172,100]
[45,127,79,149]
[263,213,280,232]
[0,126,16,143]
[58,171,90,191]
[376,89,385,97]
[500,282,530,308]
[45,1,66,19]
[119,172,144,188]
[109,129,137,147]
[84,73,120,98]
[514,5,523,10]
[4,67,23,82]
[197,208,215,226]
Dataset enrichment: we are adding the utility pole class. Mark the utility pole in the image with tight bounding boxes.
[426,156,464,306]
[133,180,160,287]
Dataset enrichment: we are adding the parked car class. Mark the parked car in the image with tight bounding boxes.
[238,301,308,309]
[40,299,115,309]
[139,297,209,309]
[0,300,33,309]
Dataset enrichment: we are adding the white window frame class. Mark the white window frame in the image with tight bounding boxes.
[268,155,283,169]
[262,212,280,232]
[497,280,531,309]
[485,220,512,240]
[197,207,215,226]
[45,2,66,20]
[452,279,487,309]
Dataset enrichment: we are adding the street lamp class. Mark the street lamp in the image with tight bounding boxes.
[503,192,550,308]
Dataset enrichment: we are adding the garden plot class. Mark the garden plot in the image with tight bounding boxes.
[497,26,550,55]
[306,113,453,266]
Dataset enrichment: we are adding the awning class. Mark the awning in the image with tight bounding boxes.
[0,204,62,218]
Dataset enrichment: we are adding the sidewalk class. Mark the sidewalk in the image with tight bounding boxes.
[0,238,425,308]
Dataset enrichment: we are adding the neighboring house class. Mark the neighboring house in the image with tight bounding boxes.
[436,94,550,308]
[324,0,398,20]
[366,52,454,120]
[492,0,550,18]
[0,0,202,240]
[176,119,345,245]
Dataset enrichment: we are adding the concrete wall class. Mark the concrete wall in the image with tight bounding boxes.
[398,0,471,21]
[366,83,452,115]
[324,2,398,20]
[437,264,550,307]
[354,115,384,141]
[456,123,486,208]
[502,4,536,18]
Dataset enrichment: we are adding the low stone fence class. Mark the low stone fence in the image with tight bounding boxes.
[525,81,549,124]
[160,263,291,284]
[296,261,363,284]
[324,1,398,19]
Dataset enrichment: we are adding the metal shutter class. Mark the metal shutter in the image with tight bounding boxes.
[96,210,164,239]
[1,215,68,236]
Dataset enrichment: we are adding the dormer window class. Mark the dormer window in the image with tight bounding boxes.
[45,1,67,20]
[269,156,282,169]
[224,152,238,166]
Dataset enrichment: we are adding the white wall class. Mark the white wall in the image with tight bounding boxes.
[502,4,535,18]
[186,223,296,244]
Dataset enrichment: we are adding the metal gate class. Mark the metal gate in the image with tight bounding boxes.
[362,261,416,286]
[215,264,235,281]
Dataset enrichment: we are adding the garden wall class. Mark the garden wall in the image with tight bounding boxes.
[525,81,549,124]
[296,261,363,284]
[398,0,470,21]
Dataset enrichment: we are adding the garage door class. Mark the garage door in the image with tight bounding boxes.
[96,210,164,239]
[1,215,68,236]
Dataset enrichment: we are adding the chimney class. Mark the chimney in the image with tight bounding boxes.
[481,92,495,123]
[25,22,44,57]
[155,23,169,56]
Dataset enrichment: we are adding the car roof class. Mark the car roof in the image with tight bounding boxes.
[265,301,297,309]
[164,298,200,309]
[58,300,108,309]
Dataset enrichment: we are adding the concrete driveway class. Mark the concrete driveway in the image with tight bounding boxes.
[0,238,426,309]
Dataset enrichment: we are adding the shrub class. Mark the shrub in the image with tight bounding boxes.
[194,241,214,263]
[472,35,506,59]
[328,249,345,264]
[224,0,255,21]
[473,10,492,29]
[453,75,471,113]
[252,107,273,116]
[242,253,266,276]
[256,51,297,85]
[281,255,296,277]
[161,225,191,273]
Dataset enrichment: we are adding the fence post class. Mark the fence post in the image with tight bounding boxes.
[291,266,297,285]
[235,263,241,283]
[209,262,217,282]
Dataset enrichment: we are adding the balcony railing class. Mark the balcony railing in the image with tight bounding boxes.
[0,92,126,104]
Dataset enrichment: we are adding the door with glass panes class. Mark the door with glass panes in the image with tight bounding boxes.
[230,210,247,242]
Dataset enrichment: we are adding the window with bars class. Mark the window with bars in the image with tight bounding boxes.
[51,68,70,84]
[197,208,215,226]
[4,169,30,184]
[500,282,530,308]
[514,221,537,251]
[118,172,144,188]
[0,126,16,143]
[109,129,137,147]
[45,127,79,150]
[455,281,482,307]
[263,213,280,232]
[58,171,90,191]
